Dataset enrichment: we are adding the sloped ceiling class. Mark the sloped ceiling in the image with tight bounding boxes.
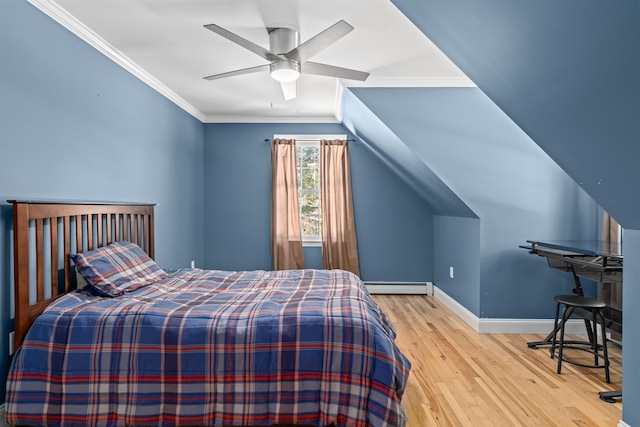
[391,0,640,229]
[341,89,477,218]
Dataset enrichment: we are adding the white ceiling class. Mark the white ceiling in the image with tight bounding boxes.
[31,0,474,123]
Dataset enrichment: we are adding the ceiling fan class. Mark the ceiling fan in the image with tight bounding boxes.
[203,20,369,101]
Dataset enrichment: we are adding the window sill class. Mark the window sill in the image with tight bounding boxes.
[303,241,322,248]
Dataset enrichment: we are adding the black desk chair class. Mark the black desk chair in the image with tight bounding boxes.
[550,294,610,383]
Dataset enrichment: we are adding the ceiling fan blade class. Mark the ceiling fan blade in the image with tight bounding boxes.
[285,20,353,63]
[303,61,369,81]
[204,23,281,61]
[280,80,297,100]
[203,64,269,81]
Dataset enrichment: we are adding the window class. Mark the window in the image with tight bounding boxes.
[274,134,347,246]
[297,141,321,244]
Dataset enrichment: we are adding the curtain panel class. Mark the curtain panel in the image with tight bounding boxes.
[270,139,305,270]
[320,139,360,276]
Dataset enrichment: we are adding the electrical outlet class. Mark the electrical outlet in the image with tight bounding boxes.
[449,266,454,279]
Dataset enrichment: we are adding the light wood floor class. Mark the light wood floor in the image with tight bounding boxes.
[374,295,623,427]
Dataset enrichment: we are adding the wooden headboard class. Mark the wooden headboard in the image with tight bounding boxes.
[10,200,156,348]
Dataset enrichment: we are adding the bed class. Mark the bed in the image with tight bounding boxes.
[5,201,411,427]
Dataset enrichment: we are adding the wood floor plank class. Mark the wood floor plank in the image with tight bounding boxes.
[374,295,623,427]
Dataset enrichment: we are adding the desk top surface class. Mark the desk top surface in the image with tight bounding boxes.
[526,240,622,258]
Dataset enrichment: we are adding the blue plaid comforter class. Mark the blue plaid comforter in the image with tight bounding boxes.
[6,268,410,427]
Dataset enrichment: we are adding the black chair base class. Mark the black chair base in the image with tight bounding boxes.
[599,390,622,403]
[550,294,610,383]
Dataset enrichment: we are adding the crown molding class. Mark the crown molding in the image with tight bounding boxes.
[346,76,476,88]
[28,0,207,123]
[203,114,341,124]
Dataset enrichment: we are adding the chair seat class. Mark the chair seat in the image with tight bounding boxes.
[554,294,606,309]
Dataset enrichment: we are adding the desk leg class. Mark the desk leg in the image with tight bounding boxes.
[571,268,596,344]
[599,390,622,403]
[527,329,556,349]
[526,320,594,349]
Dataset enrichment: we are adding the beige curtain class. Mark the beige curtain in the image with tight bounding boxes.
[320,139,360,276]
[271,139,305,270]
[600,211,622,339]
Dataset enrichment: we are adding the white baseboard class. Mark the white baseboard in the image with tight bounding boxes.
[365,282,433,295]
[618,421,630,427]
[434,285,588,335]
[433,285,480,330]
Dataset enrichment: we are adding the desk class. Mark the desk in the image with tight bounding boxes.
[522,240,622,402]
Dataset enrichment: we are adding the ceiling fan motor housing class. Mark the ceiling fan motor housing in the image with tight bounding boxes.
[268,27,299,55]
[268,27,301,82]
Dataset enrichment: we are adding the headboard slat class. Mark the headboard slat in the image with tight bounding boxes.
[50,218,59,298]
[75,215,83,253]
[63,216,72,293]
[87,214,94,251]
[129,215,134,244]
[35,219,45,302]
[148,212,155,258]
[97,214,104,248]
[105,214,112,245]
[114,214,121,243]
[138,215,144,252]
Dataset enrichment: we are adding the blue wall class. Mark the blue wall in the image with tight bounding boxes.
[0,0,205,400]
[390,1,639,423]
[203,123,434,282]
[346,87,599,318]
[433,216,480,315]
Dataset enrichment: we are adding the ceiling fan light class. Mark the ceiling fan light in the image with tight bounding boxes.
[270,60,300,82]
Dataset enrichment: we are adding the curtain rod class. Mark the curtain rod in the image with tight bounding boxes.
[264,138,355,142]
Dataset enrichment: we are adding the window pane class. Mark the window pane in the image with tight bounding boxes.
[301,214,321,239]
[300,193,320,215]
[299,167,319,190]
[298,146,319,168]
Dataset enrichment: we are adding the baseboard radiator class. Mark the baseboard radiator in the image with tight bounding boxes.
[364,281,433,295]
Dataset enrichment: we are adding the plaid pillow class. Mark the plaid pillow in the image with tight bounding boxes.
[70,241,167,297]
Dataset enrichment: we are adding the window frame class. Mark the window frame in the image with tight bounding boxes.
[273,134,347,247]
